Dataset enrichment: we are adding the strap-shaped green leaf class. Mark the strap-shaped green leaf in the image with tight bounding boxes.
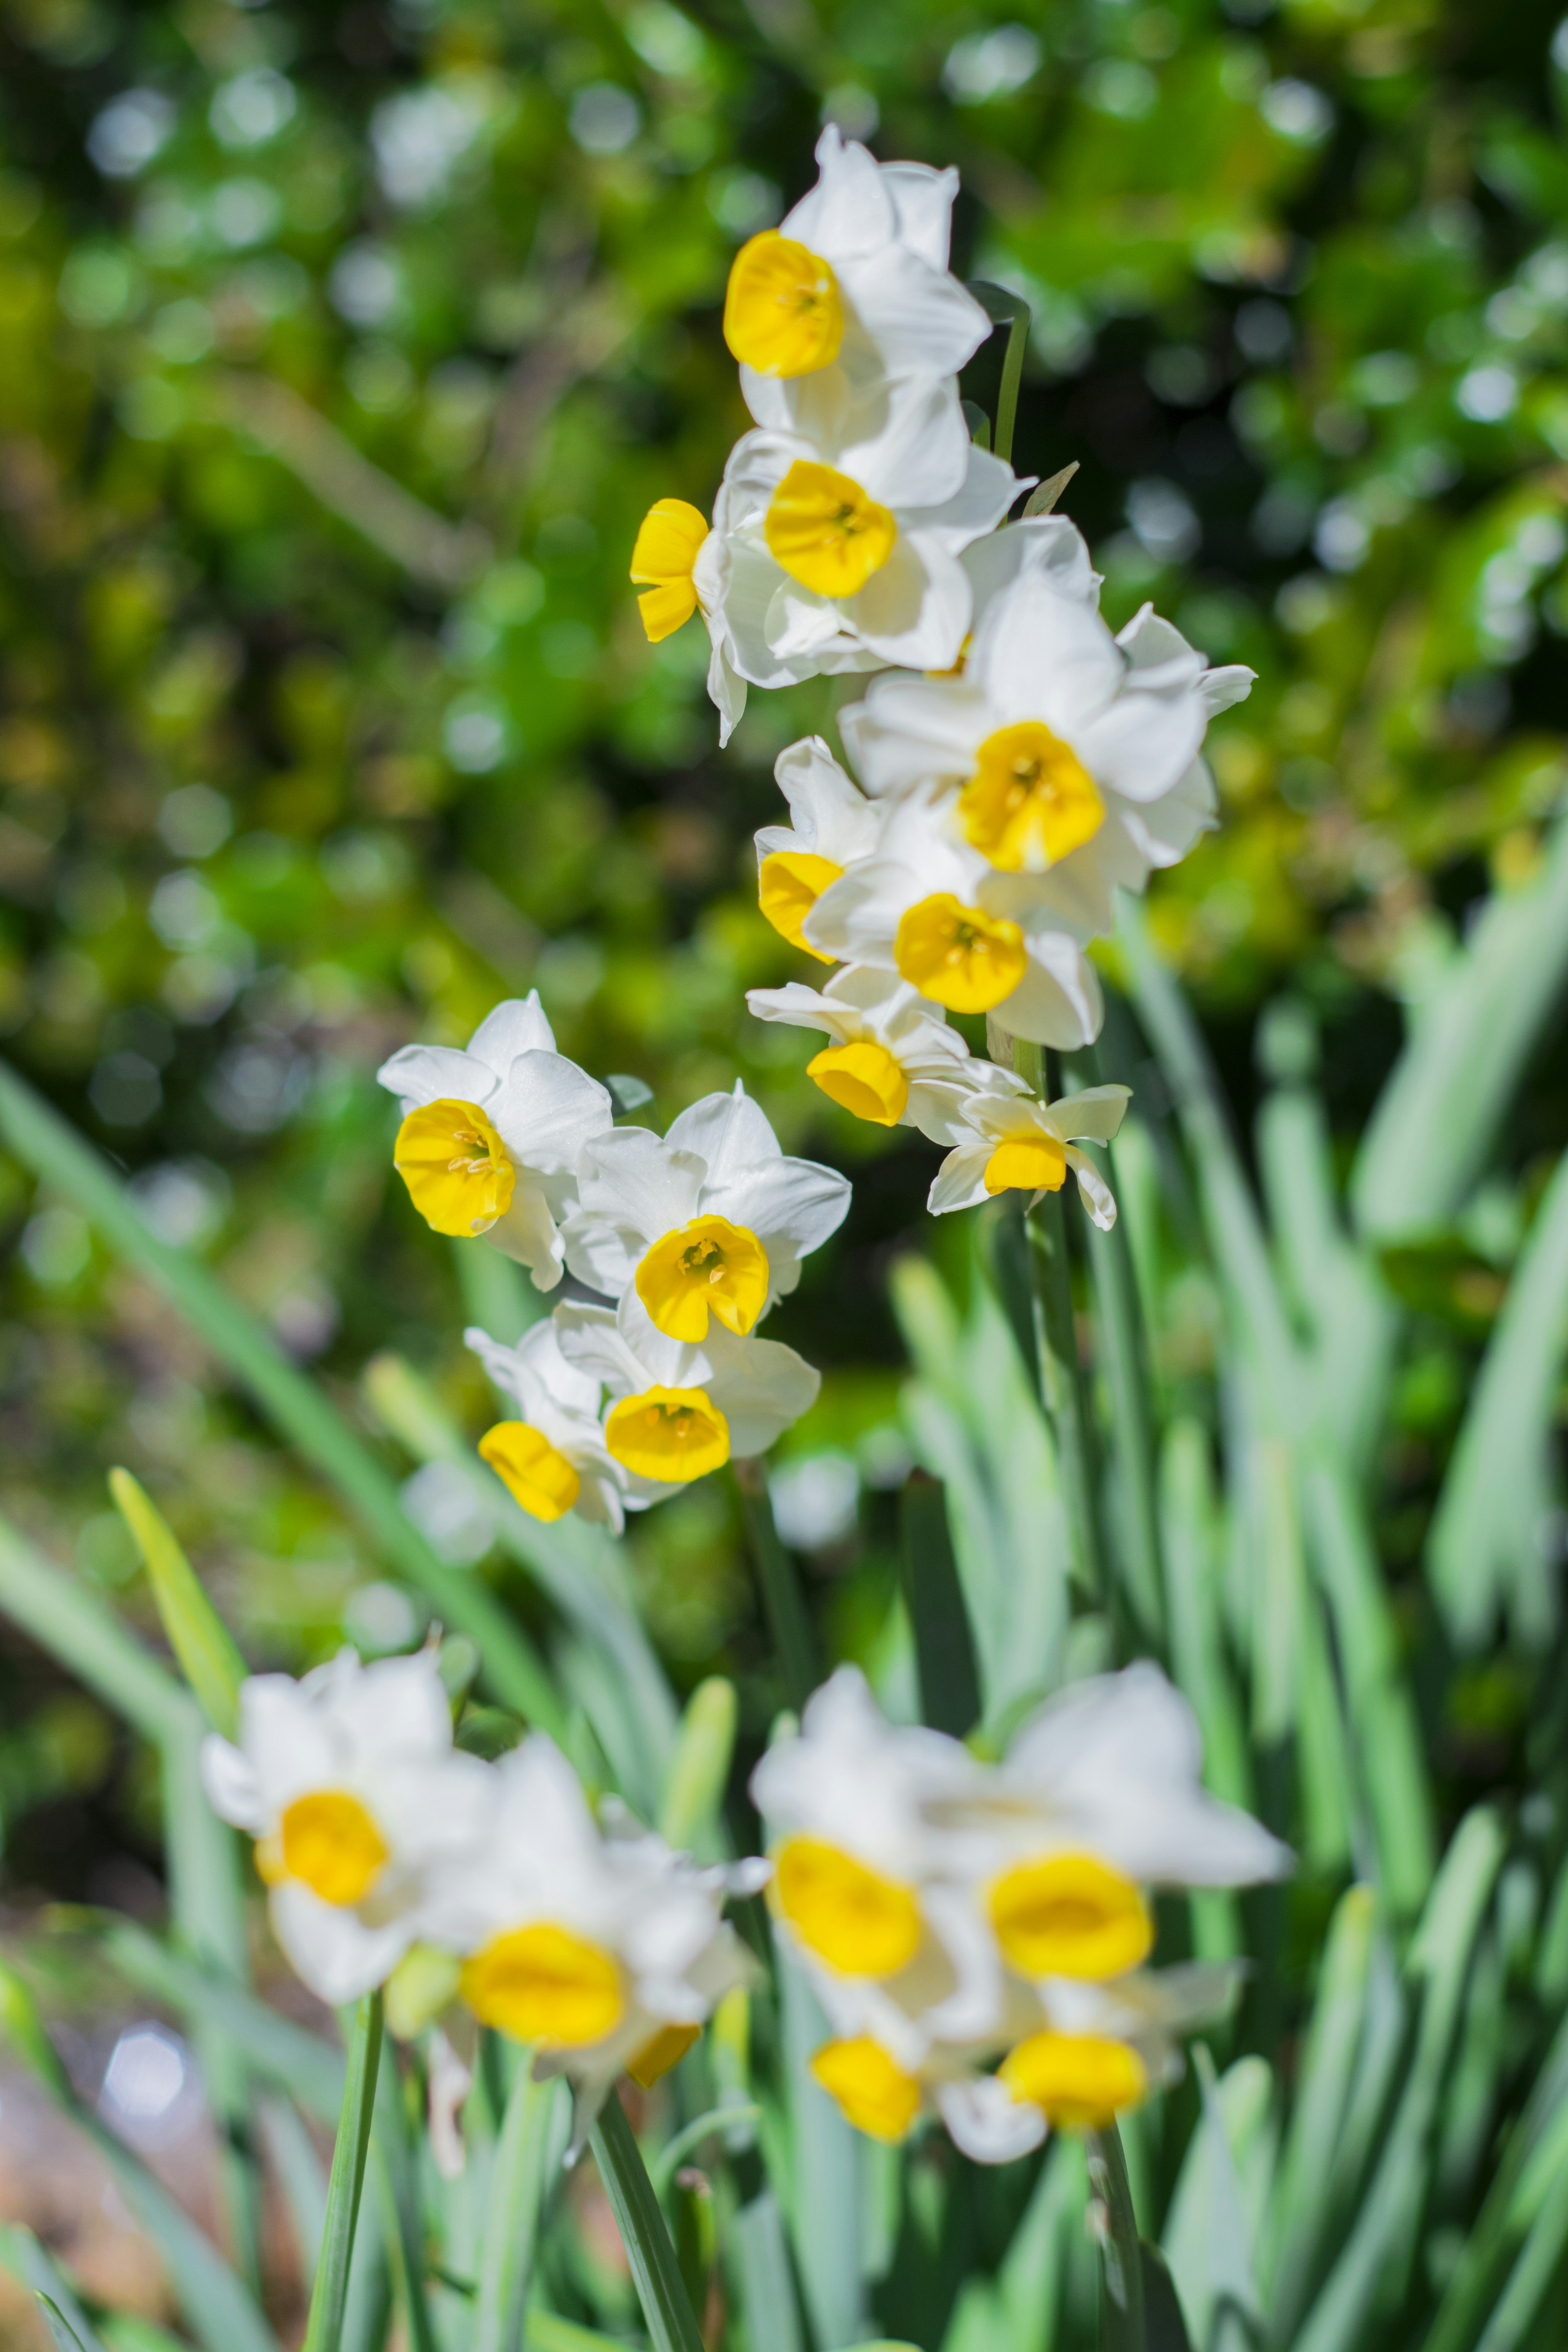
[590,2095,705,2352]
[302,1992,384,2352]
[110,1468,246,1739]
[474,2064,561,2352]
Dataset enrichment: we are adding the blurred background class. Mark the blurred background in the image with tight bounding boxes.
[0,0,1566,2196]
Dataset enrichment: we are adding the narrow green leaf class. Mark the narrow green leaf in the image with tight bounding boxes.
[37,2296,96,2352]
[1423,2006,1568,2352]
[0,1506,189,1746]
[589,2095,705,2352]
[658,1676,738,1856]
[734,1456,817,1713]
[1428,1149,1568,1648]
[303,1993,384,2352]
[1089,2127,1146,2352]
[965,281,1030,465]
[473,2063,560,2352]
[0,2226,108,2352]
[733,2194,804,2352]
[527,2319,637,2352]
[899,1470,981,1737]
[1469,2160,1568,2352]
[1263,1885,1377,2325]
[0,1056,547,1719]
[109,1468,246,1738]
[1140,2248,1194,2352]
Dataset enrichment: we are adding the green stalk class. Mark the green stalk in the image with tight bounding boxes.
[0,1057,548,1718]
[1089,2126,1146,2352]
[1013,1042,1109,1603]
[303,1994,385,2352]
[590,2095,705,2352]
[733,1457,816,1711]
[474,2065,559,2352]
[967,282,1031,467]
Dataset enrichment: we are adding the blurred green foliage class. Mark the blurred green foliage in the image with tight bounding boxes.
[0,0,1565,1895]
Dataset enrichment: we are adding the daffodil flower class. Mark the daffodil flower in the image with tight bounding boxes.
[466,1319,649,1533]
[200,1649,492,2006]
[840,566,1256,937]
[555,1290,820,1484]
[929,1084,1131,1225]
[561,1083,849,1345]
[377,995,614,1291]
[754,735,881,959]
[628,497,754,745]
[746,962,1020,1143]
[704,372,1024,699]
[802,792,1103,1049]
[417,1735,764,2154]
[751,1669,1002,2062]
[726,127,990,428]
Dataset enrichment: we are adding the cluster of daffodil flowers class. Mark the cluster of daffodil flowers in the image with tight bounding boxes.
[633,127,1255,1218]
[200,1642,1287,2172]
[375,995,847,1528]
[201,1644,770,2165]
[757,1666,1289,2158]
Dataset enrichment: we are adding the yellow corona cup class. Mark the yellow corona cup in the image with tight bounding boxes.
[1000,2031,1148,2129]
[265,1790,389,1908]
[758,848,842,959]
[605,1386,731,1481]
[461,1922,625,2047]
[811,2037,921,2142]
[635,1214,771,1341]
[773,1835,922,1977]
[479,1423,581,1522]
[894,894,1027,1014]
[394,1098,515,1236]
[988,1853,1153,1980]
[960,722,1106,870]
[983,1136,1068,1196]
[807,1041,910,1127]
[765,461,896,598]
[724,231,843,376]
[630,498,708,642]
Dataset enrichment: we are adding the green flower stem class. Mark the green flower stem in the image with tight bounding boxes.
[733,1457,817,1713]
[967,282,1031,467]
[1014,1042,1110,1605]
[590,2095,705,2352]
[0,1058,552,1722]
[303,1993,384,2352]
[1089,2125,1146,2352]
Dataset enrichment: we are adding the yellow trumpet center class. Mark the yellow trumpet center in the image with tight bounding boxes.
[765,461,896,599]
[960,722,1105,871]
[894,894,1026,1014]
[274,1789,389,1909]
[630,497,708,643]
[724,231,844,378]
[758,849,842,960]
[988,1853,1153,1980]
[461,1922,624,2047]
[479,1422,581,1523]
[605,1385,731,1483]
[773,1835,922,1978]
[394,1098,515,1238]
[983,1136,1068,1196]
[811,2038,921,2143]
[807,1041,910,1127]
[999,2031,1149,2129]
[626,2022,702,2090]
[635,1215,771,1342]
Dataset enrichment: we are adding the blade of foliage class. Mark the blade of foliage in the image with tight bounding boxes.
[0,1056,548,1719]
[966,282,1030,465]
[302,1992,384,2352]
[1161,2050,1263,2345]
[0,1506,191,1746]
[0,1957,273,2352]
[1081,1138,1166,1641]
[899,1469,981,1737]
[588,2095,704,2352]
[37,2296,98,2352]
[0,2227,109,2352]
[1351,811,1568,1239]
[1423,2007,1568,2352]
[1293,1810,1506,2352]
[369,2041,439,2352]
[109,1467,246,1737]
[658,1675,738,1859]
[734,1454,817,1713]
[1089,2126,1145,2352]
[732,2192,805,2352]
[1427,1148,1568,1648]
[475,2066,561,2352]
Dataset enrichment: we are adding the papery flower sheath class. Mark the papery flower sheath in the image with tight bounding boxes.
[466,1319,646,1533]
[200,1648,491,2005]
[802,791,1103,1049]
[419,1733,764,2153]
[726,127,991,428]
[754,735,881,959]
[555,1289,820,1484]
[929,1083,1131,1225]
[746,962,1021,1143]
[378,994,614,1291]
[841,562,1255,937]
[561,1082,849,1344]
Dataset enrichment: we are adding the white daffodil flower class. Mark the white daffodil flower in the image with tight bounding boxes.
[465,1319,648,1534]
[751,1668,1003,2066]
[555,1289,820,1486]
[839,568,1256,936]
[993,1962,1241,2143]
[419,1734,764,2154]
[561,1083,849,1346]
[200,1648,491,2007]
[754,735,881,960]
[806,2019,1047,2162]
[802,791,1104,1050]
[746,963,1023,1145]
[704,373,1024,697]
[377,995,614,1291]
[929,1084,1131,1225]
[629,497,752,745]
[725,127,990,433]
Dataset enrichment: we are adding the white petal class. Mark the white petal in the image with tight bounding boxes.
[200,1734,265,1832]
[1074,683,1208,808]
[838,246,989,379]
[928,1144,993,1215]
[575,1127,706,1243]
[465,993,556,1075]
[881,158,959,267]
[1064,1145,1118,1230]
[911,441,1024,549]
[1203,664,1256,715]
[665,1085,782,1184]
[704,1330,820,1457]
[376,1045,498,1114]
[937,2076,1047,2166]
[772,735,879,862]
[1051,1084,1131,1144]
[839,673,987,797]
[487,1052,613,1172]
[712,1153,851,1263]
[785,125,894,258]
[270,1882,410,2005]
[486,1184,567,1289]
[997,932,1104,1050]
[964,515,1099,617]
[846,535,972,671]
